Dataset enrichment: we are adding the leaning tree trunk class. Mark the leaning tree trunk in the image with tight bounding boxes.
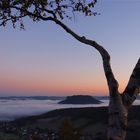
[47,18,140,140]
[39,17,140,140]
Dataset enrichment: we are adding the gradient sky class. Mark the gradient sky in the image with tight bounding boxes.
[0,0,140,96]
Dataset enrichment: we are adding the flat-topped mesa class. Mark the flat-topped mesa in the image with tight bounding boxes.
[58,95,102,104]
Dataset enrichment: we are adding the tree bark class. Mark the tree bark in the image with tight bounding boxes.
[107,94,128,140]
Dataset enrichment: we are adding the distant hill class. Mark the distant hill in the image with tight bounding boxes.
[58,95,102,104]
[12,106,140,140]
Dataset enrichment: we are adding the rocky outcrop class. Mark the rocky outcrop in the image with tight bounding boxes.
[58,95,102,104]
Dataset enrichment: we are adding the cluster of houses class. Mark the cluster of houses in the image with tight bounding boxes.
[0,122,95,140]
[0,122,58,140]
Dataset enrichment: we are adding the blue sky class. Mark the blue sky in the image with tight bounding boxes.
[0,0,140,96]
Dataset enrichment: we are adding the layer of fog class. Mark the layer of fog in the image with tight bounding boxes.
[0,99,139,121]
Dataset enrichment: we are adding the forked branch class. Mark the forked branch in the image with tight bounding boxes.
[123,58,140,106]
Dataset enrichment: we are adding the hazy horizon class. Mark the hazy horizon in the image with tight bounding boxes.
[0,91,109,97]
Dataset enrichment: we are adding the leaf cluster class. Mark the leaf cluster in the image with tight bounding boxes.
[0,0,98,28]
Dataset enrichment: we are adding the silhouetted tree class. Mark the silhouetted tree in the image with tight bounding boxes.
[0,1,140,140]
[59,118,80,140]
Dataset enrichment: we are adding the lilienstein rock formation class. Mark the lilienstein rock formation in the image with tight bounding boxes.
[58,95,102,104]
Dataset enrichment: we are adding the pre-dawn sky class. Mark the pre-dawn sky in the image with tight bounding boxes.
[0,0,140,96]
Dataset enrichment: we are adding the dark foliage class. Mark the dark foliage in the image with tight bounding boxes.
[0,0,98,29]
[59,118,80,140]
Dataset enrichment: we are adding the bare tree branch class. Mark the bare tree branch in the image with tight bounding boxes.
[46,17,119,97]
[123,58,140,106]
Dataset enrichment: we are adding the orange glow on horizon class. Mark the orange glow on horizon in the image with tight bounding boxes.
[0,75,109,96]
[0,70,129,96]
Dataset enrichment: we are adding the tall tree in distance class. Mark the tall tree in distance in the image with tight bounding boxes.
[0,0,140,140]
[59,118,80,140]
